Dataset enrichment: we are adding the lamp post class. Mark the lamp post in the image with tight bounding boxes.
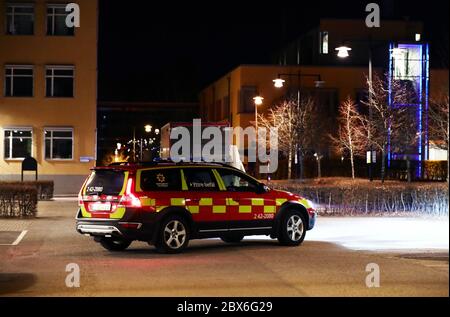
[253,95,263,177]
[336,44,374,181]
[272,71,324,179]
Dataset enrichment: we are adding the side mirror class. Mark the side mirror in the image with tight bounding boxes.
[256,183,269,194]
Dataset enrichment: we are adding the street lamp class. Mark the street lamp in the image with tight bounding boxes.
[272,78,285,88]
[336,42,374,181]
[253,95,263,177]
[144,124,152,133]
[335,45,352,58]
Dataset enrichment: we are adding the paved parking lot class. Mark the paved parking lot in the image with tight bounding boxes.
[0,198,448,296]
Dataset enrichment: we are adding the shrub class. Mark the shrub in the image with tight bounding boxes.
[271,179,449,216]
[423,161,448,181]
[1,181,54,200]
[0,184,37,218]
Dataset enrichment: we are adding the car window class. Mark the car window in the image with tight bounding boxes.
[85,170,125,195]
[217,168,259,192]
[140,168,181,191]
[183,168,218,191]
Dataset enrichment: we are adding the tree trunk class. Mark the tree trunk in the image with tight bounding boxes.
[381,148,386,183]
[299,152,304,180]
[350,148,355,179]
[287,144,293,180]
[317,157,321,178]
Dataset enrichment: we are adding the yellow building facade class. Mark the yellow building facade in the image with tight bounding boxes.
[0,0,97,194]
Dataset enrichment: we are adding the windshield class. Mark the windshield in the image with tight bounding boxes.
[84,170,125,196]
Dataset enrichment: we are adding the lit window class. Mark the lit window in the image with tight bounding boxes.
[415,33,421,42]
[320,31,329,54]
[46,66,74,97]
[47,4,75,36]
[4,128,33,159]
[44,128,73,160]
[4,65,33,97]
[6,3,34,35]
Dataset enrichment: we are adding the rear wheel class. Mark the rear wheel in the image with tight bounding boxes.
[278,211,306,246]
[221,234,244,243]
[155,215,190,253]
[99,238,132,251]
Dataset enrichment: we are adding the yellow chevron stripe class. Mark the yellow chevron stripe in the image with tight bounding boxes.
[264,205,276,213]
[199,198,213,206]
[213,205,226,213]
[239,205,252,213]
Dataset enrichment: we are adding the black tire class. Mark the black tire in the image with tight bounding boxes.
[155,215,190,253]
[221,234,244,243]
[99,238,132,251]
[278,210,307,246]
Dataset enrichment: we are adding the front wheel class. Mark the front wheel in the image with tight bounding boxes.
[155,215,190,253]
[278,211,306,246]
[99,238,132,251]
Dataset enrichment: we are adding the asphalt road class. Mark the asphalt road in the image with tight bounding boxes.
[0,198,448,296]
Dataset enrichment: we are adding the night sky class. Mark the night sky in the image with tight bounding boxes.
[98,0,449,102]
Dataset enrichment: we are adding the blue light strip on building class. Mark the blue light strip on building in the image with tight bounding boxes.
[387,43,393,168]
[417,44,423,178]
[424,43,430,161]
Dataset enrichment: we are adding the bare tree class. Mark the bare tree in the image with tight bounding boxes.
[330,97,367,179]
[429,93,449,181]
[362,73,416,182]
[257,96,316,180]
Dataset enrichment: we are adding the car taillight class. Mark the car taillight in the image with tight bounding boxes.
[119,178,142,208]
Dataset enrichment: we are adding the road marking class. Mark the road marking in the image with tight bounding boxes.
[12,230,28,245]
[0,230,28,246]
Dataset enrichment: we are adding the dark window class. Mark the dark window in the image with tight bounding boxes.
[183,168,218,191]
[46,66,74,97]
[44,129,73,159]
[6,4,34,35]
[5,66,33,97]
[47,4,75,36]
[217,168,259,192]
[239,86,257,113]
[85,170,125,196]
[140,169,182,191]
[4,129,32,159]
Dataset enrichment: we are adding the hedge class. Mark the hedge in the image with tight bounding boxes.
[0,181,54,200]
[272,180,449,216]
[0,184,37,217]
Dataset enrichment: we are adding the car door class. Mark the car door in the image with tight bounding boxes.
[215,168,276,231]
[181,167,229,234]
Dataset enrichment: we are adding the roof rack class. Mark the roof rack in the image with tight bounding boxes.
[107,160,239,170]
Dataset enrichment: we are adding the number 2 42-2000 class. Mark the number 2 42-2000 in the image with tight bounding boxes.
[253,213,274,220]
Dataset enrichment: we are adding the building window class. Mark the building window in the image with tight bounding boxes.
[6,3,34,35]
[46,66,74,97]
[47,4,75,36]
[319,31,329,54]
[239,86,257,113]
[5,65,33,97]
[4,128,33,159]
[44,128,73,160]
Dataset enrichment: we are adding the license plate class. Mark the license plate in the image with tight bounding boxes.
[89,202,111,212]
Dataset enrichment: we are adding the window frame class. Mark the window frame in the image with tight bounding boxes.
[45,65,75,98]
[138,168,183,192]
[5,3,35,35]
[182,167,220,192]
[3,127,33,160]
[44,127,74,161]
[216,167,260,193]
[46,3,75,36]
[4,65,34,97]
[319,31,329,55]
